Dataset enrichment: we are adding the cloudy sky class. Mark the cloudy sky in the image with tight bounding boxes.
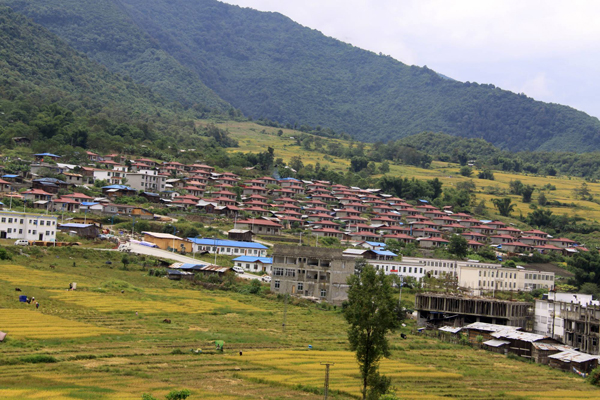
[223,0,600,119]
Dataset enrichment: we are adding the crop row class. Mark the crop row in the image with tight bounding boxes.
[0,309,119,339]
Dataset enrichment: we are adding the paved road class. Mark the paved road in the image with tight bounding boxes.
[127,243,260,281]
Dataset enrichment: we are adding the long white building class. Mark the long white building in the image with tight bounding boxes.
[0,211,58,241]
[342,251,554,294]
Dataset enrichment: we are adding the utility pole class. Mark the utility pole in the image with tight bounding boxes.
[320,362,334,400]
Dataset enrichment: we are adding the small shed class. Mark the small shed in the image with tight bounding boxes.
[463,322,521,343]
[57,223,100,239]
[548,351,599,375]
[483,339,510,354]
[228,229,254,242]
[166,269,193,281]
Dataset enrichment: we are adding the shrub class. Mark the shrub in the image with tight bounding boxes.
[19,355,58,364]
[165,389,191,400]
[0,248,11,260]
[588,366,600,386]
[171,349,185,355]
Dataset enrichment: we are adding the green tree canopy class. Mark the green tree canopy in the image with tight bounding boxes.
[344,264,401,399]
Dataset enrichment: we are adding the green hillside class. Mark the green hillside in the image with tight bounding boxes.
[3,0,229,111]
[0,6,237,157]
[6,0,600,152]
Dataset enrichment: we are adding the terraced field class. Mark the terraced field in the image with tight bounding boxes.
[0,248,599,399]
[0,309,119,339]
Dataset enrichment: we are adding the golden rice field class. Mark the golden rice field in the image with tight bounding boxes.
[0,264,90,289]
[48,289,264,314]
[1,250,600,399]
[0,309,119,339]
[230,350,461,399]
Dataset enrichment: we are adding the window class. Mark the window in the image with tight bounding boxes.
[246,264,250,269]
[409,267,412,273]
[8,218,12,223]
[20,219,23,224]
[285,269,296,277]
[320,289,327,298]
[1,218,4,223]
[7,228,11,233]
[40,221,45,226]
[273,268,284,276]
[19,229,22,234]
[297,282,303,291]
[274,280,280,289]
[46,231,50,236]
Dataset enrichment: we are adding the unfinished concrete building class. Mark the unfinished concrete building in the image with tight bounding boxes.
[416,292,534,330]
[270,245,354,305]
[559,302,600,355]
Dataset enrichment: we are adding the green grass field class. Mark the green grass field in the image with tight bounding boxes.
[218,120,600,224]
[0,246,599,399]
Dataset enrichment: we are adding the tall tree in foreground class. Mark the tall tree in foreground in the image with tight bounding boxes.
[343,264,401,399]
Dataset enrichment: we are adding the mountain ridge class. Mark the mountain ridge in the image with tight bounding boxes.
[4,0,600,152]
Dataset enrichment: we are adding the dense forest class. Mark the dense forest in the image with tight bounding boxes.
[0,6,237,161]
[2,0,229,111]
[5,0,600,152]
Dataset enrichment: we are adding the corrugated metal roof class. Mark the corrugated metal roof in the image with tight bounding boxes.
[200,265,231,273]
[59,223,94,228]
[232,256,273,263]
[464,322,521,332]
[438,326,462,334]
[532,343,574,352]
[491,331,548,342]
[188,238,267,249]
[483,339,510,347]
[549,350,599,363]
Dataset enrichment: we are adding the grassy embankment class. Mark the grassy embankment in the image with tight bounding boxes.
[0,246,598,399]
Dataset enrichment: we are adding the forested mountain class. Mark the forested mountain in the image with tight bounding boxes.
[4,0,600,152]
[0,6,230,158]
[3,0,229,112]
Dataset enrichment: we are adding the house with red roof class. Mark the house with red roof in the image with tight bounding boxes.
[418,237,449,248]
[236,218,283,235]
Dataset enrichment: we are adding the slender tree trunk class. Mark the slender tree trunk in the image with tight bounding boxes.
[363,332,370,400]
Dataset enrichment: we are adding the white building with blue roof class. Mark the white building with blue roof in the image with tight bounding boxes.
[233,256,273,273]
[188,238,268,257]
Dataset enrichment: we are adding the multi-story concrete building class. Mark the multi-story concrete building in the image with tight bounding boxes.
[126,170,167,193]
[270,245,354,305]
[338,254,555,295]
[0,211,57,241]
[534,292,600,354]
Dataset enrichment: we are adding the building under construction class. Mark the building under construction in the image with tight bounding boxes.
[559,301,600,355]
[416,292,534,330]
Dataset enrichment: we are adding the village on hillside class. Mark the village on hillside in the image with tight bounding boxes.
[1,150,599,376]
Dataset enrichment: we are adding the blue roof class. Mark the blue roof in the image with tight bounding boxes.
[373,250,398,257]
[58,223,94,228]
[81,202,99,206]
[102,184,136,190]
[179,263,208,270]
[188,238,268,249]
[365,241,386,247]
[2,174,18,178]
[35,153,61,157]
[233,256,273,263]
